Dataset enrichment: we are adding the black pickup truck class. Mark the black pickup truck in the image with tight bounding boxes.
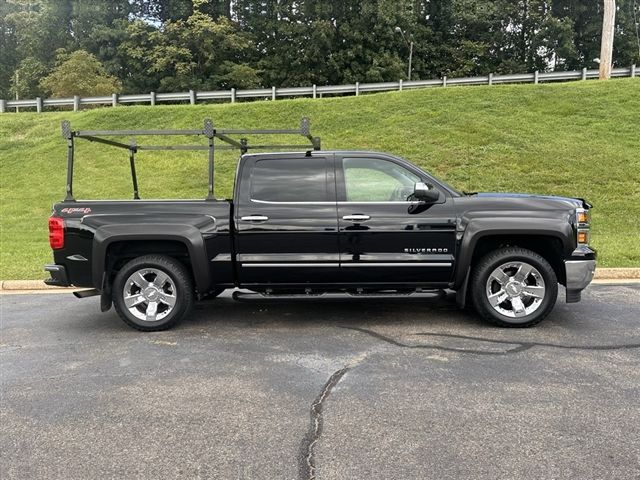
[45,119,596,331]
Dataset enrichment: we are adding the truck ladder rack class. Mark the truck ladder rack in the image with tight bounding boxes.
[60,118,321,201]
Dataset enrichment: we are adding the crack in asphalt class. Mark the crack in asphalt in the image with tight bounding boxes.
[412,332,640,351]
[299,367,350,480]
[341,326,640,355]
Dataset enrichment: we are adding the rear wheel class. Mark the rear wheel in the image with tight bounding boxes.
[471,247,558,327]
[113,255,194,331]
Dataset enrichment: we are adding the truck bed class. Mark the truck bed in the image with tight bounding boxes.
[51,200,234,291]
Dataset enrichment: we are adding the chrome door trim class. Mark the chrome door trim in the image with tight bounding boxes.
[341,262,452,267]
[240,215,269,222]
[343,214,371,222]
[337,201,422,205]
[241,263,340,268]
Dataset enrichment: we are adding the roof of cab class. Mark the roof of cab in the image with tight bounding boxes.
[241,150,387,158]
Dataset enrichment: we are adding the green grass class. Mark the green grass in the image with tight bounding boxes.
[1,78,639,279]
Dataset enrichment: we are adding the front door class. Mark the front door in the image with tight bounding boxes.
[235,154,340,286]
[336,155,456,285]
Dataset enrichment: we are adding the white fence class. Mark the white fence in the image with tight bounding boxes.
[0,66,636,113]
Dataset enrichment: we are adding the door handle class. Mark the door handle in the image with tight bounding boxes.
[240,215,269,222]
[343,214,371,222]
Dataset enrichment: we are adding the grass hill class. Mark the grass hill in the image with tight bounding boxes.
[1,78,639,279]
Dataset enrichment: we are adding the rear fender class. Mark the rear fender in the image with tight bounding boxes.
[92,224,211,293]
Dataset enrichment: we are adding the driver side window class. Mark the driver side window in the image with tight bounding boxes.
[343,157,420,202]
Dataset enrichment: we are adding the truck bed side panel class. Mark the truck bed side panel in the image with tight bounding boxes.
[52,200,233,291]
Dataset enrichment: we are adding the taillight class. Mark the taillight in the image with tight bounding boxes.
[49,217,65,249]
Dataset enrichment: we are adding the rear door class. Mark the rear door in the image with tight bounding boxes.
[235,154,340,286]
[336,154,456,285]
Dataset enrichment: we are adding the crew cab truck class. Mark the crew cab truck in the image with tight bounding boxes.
[45,119,596,331]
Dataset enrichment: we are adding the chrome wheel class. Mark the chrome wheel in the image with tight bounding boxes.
[123,268,177,322]
[485,261,546,319]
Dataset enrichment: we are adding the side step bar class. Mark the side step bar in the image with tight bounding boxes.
[232,289,446,302]
[73,289,100,298]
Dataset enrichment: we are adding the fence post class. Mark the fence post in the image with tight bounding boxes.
[632,65,636,78]
[488,73,493,86]
[355,82,360,96]
[73,95,80,112]
[442,75,447,87]
[534,70,539,84]
[399,79,403,91]
[112,93,118,107]
[231,88,236,103]
[189,90,196,105]
[271,86,276,100]
[0,99,5,113]
[36,97,43,113]
[582,67,587,80]
[312,84,317,99]
[150,91,156,106]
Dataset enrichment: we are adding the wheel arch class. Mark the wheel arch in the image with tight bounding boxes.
[468,234,566,285]
[92,224,211,293]
[454,220,572,307]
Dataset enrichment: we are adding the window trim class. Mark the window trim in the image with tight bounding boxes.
[250,199,337,205]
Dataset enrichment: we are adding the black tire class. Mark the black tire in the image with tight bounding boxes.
[470,247,558,328]
[112,255,194,331]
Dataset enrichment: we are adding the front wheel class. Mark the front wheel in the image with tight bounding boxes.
[113,255,194,331]
[471,247,558,328]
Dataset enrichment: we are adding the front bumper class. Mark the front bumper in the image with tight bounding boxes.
[44,264,70,287]
[564,259,596,303]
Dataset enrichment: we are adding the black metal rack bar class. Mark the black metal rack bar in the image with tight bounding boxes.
[81,135,132,150]
[60,117,320,202]
[75,129,204,136]
[129,140,140,200]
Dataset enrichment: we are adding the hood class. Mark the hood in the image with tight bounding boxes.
[475,192,592,209]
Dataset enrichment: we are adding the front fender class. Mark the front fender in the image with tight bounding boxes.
[92,223,211,292]
[453,217,574,290]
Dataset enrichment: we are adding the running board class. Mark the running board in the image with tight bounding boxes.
[232,289,446,302]
[73,289,100,298]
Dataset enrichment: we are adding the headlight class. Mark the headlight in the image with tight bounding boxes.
[575,208,590,246]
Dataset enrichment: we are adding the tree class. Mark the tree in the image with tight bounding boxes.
[0,1,20,99]
[120,0,260,92]
[134,0,232,22]
[10,57,48,99]
[40,50,122,97]
[1,0,639,99]
[551,0,639,70]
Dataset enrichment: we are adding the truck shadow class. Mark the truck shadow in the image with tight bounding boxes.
[182,289,640,353]
[61,288,640,353]
[187,290,485,330]
[76,285,640,343]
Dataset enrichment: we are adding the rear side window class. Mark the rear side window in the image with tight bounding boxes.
[250,158,329,202]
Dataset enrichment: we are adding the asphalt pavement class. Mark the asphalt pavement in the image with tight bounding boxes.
[1,285,639,479]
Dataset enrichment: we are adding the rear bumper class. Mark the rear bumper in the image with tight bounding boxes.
[564,259,596,303]
[44,264,70,287]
